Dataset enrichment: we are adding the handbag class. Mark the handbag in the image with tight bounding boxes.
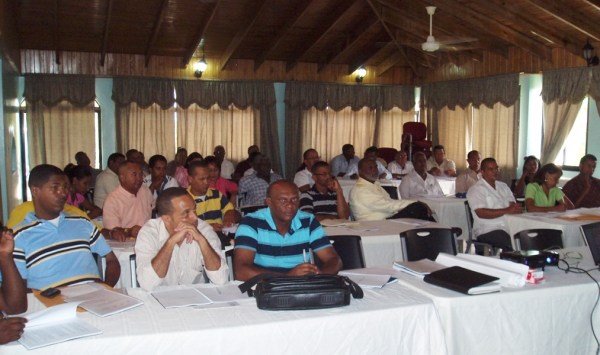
[238,273,363,311]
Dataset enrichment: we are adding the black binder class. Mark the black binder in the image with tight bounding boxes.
[423,266,500,295]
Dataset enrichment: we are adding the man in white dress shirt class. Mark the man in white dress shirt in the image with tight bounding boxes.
[214,145,235,179]
[387,150,414,178]
[427,145,457,177]
[294,149,320,192]
[94,153,125,208]
[135,187,229,291]
[330,144,360,177]
[344,146,392,180]
[456,150,482,193]
[466,158,522,251]
[399,152,443,199]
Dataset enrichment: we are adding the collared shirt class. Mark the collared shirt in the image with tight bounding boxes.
[234,159,253,179]
[174,166,189,188]
[467,178,516,237]
[238,172,283,206]
[455,169,481,193]
[299,185,339,216]
[399,170,444,199]
[220,159,235,179]
[8,212,112,290]
[330,154,360,177]
[387,161,414,175]
[210,176,238,197]
[349,177,415,220]
[344,161,392,180]
[66,192,85,208]
[426,157,456,175]
[103,185,154,229]
[7,201,103,231]
[294,168,313,189]
[525,183,565,210]
[234,208,332,273]
[94,167,120,208]
[186,187,234,224]
[562,174,600,208]
[143,174,179,200]
[135,218,229,291]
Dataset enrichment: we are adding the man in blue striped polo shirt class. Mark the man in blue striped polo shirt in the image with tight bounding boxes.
[233,180,342,281]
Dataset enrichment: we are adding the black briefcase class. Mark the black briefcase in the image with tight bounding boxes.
[238,273,363,311]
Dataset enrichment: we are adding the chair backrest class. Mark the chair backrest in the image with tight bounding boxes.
[464,201,474,234]
[378,147,398,164]
[130,254,140,288]
[236,192,247,208]
[400,228,458,261]
[403,122,428,141]
[382,185,399,200]
[225,248,235,281]
[315,235,366,270]
[239,204,267,217]
[92,252,104,281]
[514,229,563,251]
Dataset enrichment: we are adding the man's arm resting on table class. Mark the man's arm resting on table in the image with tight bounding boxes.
[234,248,319,281]
[474,203,522,219]
[314,247,342,274]
[0,258,27,314]
[103,251,121,287]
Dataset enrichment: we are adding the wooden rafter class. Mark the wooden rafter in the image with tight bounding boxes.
[581,0,600,12]
[181,0,221,68]
[347,30,391,75]
[525,0,600,42]
[285,0,359,73]
[220,0,268,71]
[100,0,114,66]
[54,0,60,64]
[145,0,170,67]
[254,0,315,71]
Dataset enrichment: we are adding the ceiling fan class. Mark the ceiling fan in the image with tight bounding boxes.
[421,6,477,52]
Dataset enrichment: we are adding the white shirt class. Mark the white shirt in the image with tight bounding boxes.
[426,157,456,175]
[330,154,359,177]
[94,167,120,208]
[142,175,179,200]
[455,169,481,193]
[135,218,229,291]
[344,161,392,180]
[294,168,313,189]
[399,170,444,199]
[466,178,516,237]
[349,177,415,220]
[387,161,414,175]
[220,159,235,179]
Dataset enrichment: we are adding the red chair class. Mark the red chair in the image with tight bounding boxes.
[402,122,432,159]
[378,148,398,164]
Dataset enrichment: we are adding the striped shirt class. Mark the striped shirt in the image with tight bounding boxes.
[299,185,338,216]
[187,187,234,224]
[234,208,332,273]
[8,211,112,290]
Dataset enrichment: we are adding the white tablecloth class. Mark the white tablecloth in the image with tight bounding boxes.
[106,240,136,289]
[324,219,450,266]
[9,282,447,355]
[339,178,456,201]
[417,196,468,242]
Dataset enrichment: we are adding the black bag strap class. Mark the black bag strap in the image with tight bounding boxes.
[341,275,364,299]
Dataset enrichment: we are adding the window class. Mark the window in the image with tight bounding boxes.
[553,97,588,168]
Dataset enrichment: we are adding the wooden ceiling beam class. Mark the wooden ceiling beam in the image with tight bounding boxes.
[181,0,221,68]
[525,0,600,42]
[285,0,359,73]
[220,0,268,70]
[100,0,114,66]
[377,50,407,76]
[318,14,380,73]
[581,0,600,12]
[144,0,170,67]
[254,0,315,71]
[347,30,391,75]
[54,0,60,65]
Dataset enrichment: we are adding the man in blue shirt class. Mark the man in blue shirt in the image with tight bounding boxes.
[10,164,120,290]
[234,180,342,281]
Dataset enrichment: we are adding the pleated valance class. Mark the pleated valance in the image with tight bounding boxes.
[421,73,520,110]
[112,77,175,109]
[542,66,600,104]
[24,74,96,108]
[172,80,277,110]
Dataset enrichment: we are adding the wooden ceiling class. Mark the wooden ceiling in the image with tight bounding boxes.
[14,0,600,78]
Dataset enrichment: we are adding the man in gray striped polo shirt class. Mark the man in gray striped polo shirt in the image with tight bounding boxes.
[299,161,350,222]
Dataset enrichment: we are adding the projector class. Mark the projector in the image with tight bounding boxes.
[500,250,560,269]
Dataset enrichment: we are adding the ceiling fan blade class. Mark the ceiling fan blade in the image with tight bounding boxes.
[437,38,478,45]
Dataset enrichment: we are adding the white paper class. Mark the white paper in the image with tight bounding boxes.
[26,302,81,327]
[194,301,241,310]
[435,253,528,287]
[388,220,430,227]
[59,283,106,298]
[343,222,378,232]
[65,289,144,317]
[195,284,250,303]
[152,288,212,308]
[320,219,349,227]
[338,272,393,289]
[393,259,446,278]
[222,224,238,235]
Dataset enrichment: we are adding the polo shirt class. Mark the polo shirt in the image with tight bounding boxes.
[524,183,565,210]
[234,208,332,273]
[187,187,234,224]
[330,154,360,177]
[8,212,112,290]
[103,185,154,229]
[299,185,339,216]
[7,201,103,231]
[467,178,515,237]
[294,168,314,189]
[399,170,444,199]
[387,161,414,175]
[143,174,179,200]
[426,157,456,175]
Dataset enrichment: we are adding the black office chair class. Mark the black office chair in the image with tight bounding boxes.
[225,249,235,281]
[239,205,267,217]
[382,185,399,200]
[399,228,458,261]
[130,254,140,288]
[514,229,563,251]
[315,235,366,270]
[464,201,497,255]
[92,252,104,281]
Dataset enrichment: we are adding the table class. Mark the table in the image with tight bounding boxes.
[417,196,468,242]
[324,219,450,267]
[8,282,448,354]
[338,178,456,201]
[106,240,136,289]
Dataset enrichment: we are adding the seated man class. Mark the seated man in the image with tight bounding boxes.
[294,149,320,192]
[234,180,342,281]
[9,165,120,290]
[213,145,235,179]
[344,146,392,180]
[143,154,179,201]
[330,144,359,177]
[456,150,482,193]
[238,154,283,206]
[232,145,260,181]
[94,152,125,208]
[75,151,102,187]
[103,160,155,239]
[0,227,27,344]
[299,161,350,221]
[427,145,457,177]
[388,150,414,178]
[187,161,241,232]
[563,154,600,208]
[349,159,432,221]
[466,158,522,251]
[135,188,228,291]
[399,152,443,199]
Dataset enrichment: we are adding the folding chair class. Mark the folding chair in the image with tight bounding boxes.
[514,229,563,251]
[130,254,140,288]
[315,235,366,270]
[400,228,458,261]
[464,201,497,255]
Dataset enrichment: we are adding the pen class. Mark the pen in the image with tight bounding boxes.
[309,249,314,265]
[303,249,307,263]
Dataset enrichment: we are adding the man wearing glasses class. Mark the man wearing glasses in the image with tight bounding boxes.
[294,149,321,192]
[299,161,350,221]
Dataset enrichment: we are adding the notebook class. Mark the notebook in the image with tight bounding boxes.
[423,266,501,295]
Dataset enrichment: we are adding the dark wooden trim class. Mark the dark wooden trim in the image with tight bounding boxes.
[181,0,221,68]
[526,0,600,42]
[145,0,170,67]
[100,0,114,67]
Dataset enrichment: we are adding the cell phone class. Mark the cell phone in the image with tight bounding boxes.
[40,287,61,299]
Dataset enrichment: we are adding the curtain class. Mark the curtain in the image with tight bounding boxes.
[472,102,519,184]
[177,103,255,164]
[435,106,473,173]
[375,107,415,149]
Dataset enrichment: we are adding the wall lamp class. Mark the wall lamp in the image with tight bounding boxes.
[583,39,599,67]
[194,56,208,78]
[355,66,367,83]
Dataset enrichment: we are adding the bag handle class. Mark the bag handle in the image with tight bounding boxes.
[342,276,364,299]
[238,273,278,296]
